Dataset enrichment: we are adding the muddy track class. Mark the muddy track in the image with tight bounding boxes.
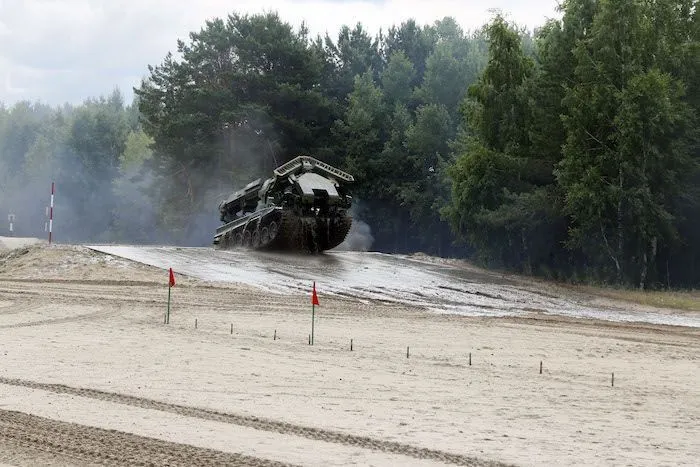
[0,409,294,466]
[0,377,506,467]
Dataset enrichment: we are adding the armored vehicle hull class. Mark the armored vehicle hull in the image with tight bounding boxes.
[213,156,354,253]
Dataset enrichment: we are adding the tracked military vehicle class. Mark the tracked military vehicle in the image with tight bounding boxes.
[213,156,354,252]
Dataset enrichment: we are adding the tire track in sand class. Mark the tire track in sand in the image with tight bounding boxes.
[0,304,115,330]
[0,280,295,310]
[0,377,507,466]
[0,409,294,466]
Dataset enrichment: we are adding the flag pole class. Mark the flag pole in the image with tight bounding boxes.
[166,267,175,324]
[311,301,315,345]
[311,281,318,345]
[48,181,54,244]
[311,281,319,345]
[166,284,171,324]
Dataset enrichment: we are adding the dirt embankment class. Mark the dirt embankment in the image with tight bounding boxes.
[0,243,199,286]
[0,236,44,251]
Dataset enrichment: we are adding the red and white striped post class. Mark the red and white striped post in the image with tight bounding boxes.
[48,181,54,244]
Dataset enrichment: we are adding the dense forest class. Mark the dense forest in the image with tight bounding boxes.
[0,0,698,289]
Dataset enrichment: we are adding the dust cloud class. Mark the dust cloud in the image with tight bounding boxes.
[0,96,370,250]
[336,218,374,252]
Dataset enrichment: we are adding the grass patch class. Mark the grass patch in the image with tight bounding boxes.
[579,286,700,312]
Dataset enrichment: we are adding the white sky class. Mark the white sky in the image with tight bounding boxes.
[0,0,562,106]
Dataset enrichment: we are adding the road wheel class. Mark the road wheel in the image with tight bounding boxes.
[223,232,233,248]
[268,221,278,240]
[252,229,261,248]
[243,230,252,247]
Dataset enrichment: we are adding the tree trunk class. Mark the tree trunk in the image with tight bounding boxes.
[616,165,624,283]
[404,218,408,252]
[521,228,532,275]
[394,218,400,254]
[600,224,621,282]
[639,250,647,290]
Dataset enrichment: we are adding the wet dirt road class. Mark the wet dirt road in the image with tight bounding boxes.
[88,245,700,328]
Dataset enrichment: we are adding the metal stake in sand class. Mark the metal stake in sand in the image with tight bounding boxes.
[7,213,15,237]
[48,182,55,244]
[612,372,615,387]
[166,268,175,324]
[311,281,319,346]
[540,361,543,374]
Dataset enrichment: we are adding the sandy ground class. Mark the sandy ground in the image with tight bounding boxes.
[0,243,697,466]
[0,236,45,251]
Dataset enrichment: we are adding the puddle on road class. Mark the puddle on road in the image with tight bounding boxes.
[87,245,700,329]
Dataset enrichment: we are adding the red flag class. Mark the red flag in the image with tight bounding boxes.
[169,268,175,287]
[312,281,319,306]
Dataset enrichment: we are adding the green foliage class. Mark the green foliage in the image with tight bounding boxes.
[381,52,416,106]
[445,15,557,273]
[111,129,157,243]
[322,23,384,102]
[0,89,144,242]
[554,0,699,287]
[329,18,489,254]
[134,12,340,242]
[383,20,437,88]
[133,12,490,253]
[444,1,700,288]
[119,130,154,173]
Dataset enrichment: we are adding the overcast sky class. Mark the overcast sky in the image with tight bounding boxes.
[0,0,561,107]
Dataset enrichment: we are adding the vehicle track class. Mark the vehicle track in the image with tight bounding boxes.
[0,377,507,467]
[0,409,294,466]
[0,302,36,316]
[0,280,413,320]
[0,307,115,330]
[0,280,296,308]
